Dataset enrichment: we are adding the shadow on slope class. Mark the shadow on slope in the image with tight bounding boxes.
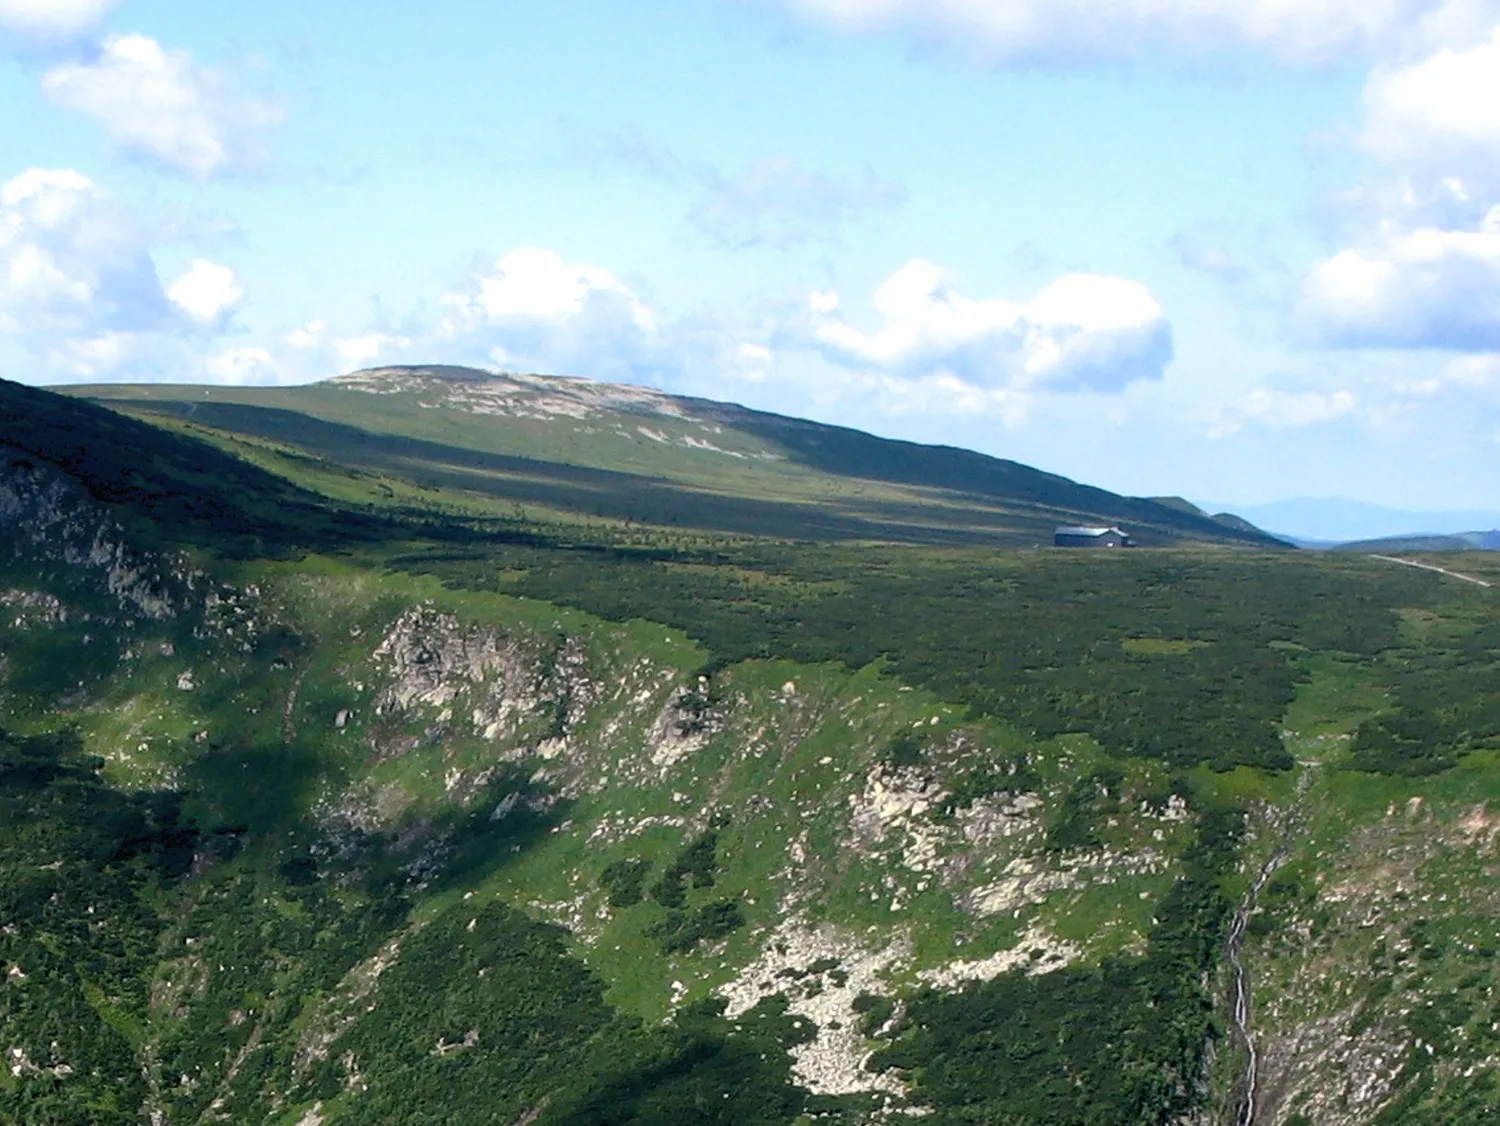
[691,400,1280,546]
[108,397,1269,547]
[0,378,478,556]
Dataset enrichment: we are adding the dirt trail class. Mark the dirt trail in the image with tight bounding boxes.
[1370,555,1492,588]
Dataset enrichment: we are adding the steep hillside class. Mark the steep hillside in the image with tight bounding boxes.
[72,366,1276,548]
[3,377,1498,1126]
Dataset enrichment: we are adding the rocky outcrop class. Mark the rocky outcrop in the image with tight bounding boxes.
[0,458,182,619]
[645,678,723,770]
[0,589,65,628]
[719,918,910,1100]
[372,607,597,749]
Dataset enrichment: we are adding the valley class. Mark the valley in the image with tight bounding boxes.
[1,370,1498,1125]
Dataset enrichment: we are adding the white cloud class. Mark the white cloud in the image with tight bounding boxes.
[439,247,668,382]
[443,247,653,330]
[1208,387,1357,436]
[336,333,412,369]
[1387,352,1500,399]
[1443,352,1500,386]
[284,320,413,374]
[775,0,1496,63]
[0,168,254,381]
[0,0,115,39]
[42,34,281,179]
[168,258,243,325]
[45,330,139,378]
[1364,24,1500,171]
[284,321,326,351]
[1303,19,1500,352]
[1304,206,1500,349]
[732,341,774,381]
[204,346,280,384]
[811,260,1172,392]
[0,167,172,341]
[854,367,1033,424]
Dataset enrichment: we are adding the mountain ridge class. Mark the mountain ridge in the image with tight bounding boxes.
[68,365,1280,549]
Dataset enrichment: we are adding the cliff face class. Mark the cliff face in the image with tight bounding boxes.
[0,504,1185,1121]
[3,383,1498,1125]
[0,456,186,619]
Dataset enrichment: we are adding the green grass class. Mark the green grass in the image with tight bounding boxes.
[1120,637,1209,655]
[65,371,1278,548]
[4,373,1500,1124]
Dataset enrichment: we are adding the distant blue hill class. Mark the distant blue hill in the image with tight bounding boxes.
[1329,531,1500,553]
[1194,497,1500,545]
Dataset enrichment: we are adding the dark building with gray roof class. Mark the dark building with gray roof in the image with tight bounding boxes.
[1054,526,1132,548]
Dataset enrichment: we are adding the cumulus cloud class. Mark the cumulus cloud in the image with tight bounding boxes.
[443,247,653,330]
[0,167,172,341]
[1301,15,1500,353]
[1304,206,1500,349]
[1363,24,1500,171]
[439,247,667,381]
[810,260,1172,392]
[774,0,1495,63]
[689,156,904,248]
[0,0,115,39]
[204,346,281,384]
[730,342,774,381]
[167,258,243,326]
[39,331,148,379]
[284,321,414,375]
[0,167,255,381]
[156,248,685,389]
[43,34,282,178]
[1441,352,1500,387]
[1208,387,1357,436]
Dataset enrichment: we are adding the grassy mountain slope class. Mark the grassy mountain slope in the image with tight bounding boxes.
[70,366,1277,547]
[3,376,1498,1126]
[1333,531,1500,553]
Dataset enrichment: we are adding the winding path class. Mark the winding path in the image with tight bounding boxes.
[1370,555,1492,588]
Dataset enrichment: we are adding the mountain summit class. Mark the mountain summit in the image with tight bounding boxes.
[75,365,1277,548]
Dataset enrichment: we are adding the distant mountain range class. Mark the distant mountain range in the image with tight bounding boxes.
[1326,530,1500,553]
[1195,496,1500,547]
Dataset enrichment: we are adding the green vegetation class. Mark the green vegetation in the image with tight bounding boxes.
[2,371,1498,1124]
[68,369,1277,548]
[412,542,1422,774]
[0,728,186,1126]
[648,900,747,954]
[872,809,1241,1125]
[600,858,653,908]
[540,997,825,1126]
[1349,616,1500,775]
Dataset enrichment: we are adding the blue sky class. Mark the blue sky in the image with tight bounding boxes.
[3,0,1500,512]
